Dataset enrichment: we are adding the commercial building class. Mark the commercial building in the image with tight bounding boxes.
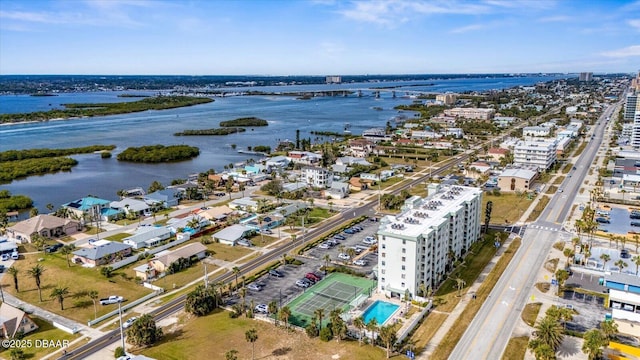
[376,184,482,298]
[435,93,457,105]
[604,272,640,324]
[513,140,558,170]
[497,168,538,192]
[443,107,495,120]
[578,72,593,82]
[325,75,342,84]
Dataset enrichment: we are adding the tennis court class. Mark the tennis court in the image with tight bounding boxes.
[287,272,376,328]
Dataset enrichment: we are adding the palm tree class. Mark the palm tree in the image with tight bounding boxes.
[50,286,70,310]
[88,290,99,319]
[455,276,466,297]
[353,316,366,346]
[633,234,639,253]
[366,318,378,345]
[245,328,258,360]
[60,244,76,267]
[239,287,247,312]
[600,253,611,271]
[46,203,54,213]
[30,207,39,218]
[268,300,278,326]
[282,253,288,266]
[322,254,331,275]
[314,308,324,330]
[232,267,240,291]
[608,233,615,248]
[600,319,618,340]
[614,259,627,273]
[379,324,397,359]
[224,349,238,360]
[346,248,356,264]
[528,339,556,360]
[582,329,608,360]
[279,306,291,330]
[28,264,45,302]
[7,266,19,292]
[534,315,564,351]
[328,201,334,213]
[563,248,574,265]
[633,255,640,276]
[330,308,345,343]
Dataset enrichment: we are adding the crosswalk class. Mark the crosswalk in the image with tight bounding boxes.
[528,224,561,232]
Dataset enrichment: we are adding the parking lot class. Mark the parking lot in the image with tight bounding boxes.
[232,218,380,315]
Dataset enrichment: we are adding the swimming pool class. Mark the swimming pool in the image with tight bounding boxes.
[362,300,399,325]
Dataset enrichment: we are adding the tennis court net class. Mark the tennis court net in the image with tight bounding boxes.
[313,290,352,304]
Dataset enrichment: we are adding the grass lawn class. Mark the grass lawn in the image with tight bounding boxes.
[482,193,533,225]
[206,242,254,262]
[501,336,529,360]
[409,311,449,352]
[521,302,542,326]
[379,176,405,190]
[104,232,131,241]
[527,196,549,222]
[130,262,219,291]
[1,253,152,324]
[140,310,387,360]
[248,234,280,247]
[431,238,521,360]
[0,316,80,359]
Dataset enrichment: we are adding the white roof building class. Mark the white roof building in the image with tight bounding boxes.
[513,139,558,170]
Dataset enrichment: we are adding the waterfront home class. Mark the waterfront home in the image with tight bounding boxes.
[72,240,132,267]
[347,138,375,157]
[123,226,172,250]
[245,164,267,174]
[110,198,150,218]
[287,151,322,165]
[144,188,181,208]
[62,196,114,221]
[150,242,207,274]
[213,224,253,246]
[229,197,258,211]
[0,303,39,338]
[6,214,81,244]
[265,155,291,169]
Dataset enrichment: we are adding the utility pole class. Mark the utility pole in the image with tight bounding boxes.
[204,261,208,289]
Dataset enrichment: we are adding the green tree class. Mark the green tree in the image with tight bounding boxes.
[528,339,556,360]
[366,318,378,346]
[29,207,39,218]
[555,269,569,295]
[9,348,25,360]
[600,319,618,340]
[614,259,627,273]
[533,315,564,351]
[600,253,610,270]
[147,180,164,194]
[60,244,76,267]
[563,248,574,265]
[245,328,258,360]
[379,324,397,359]
[232,266,241,291]
[7,266,19,292]
[314,308,324,330]
[88,290,99,320]
[224,349,238,360]
[125,314,163,347]
[353,316,366,346]
[633,255,640,275]
[279,306,291,330]
[101,266,114,278]
[185,285,219,316]
[582,329,608,360]
[268,300,279,326]
[50,286,70,310]
[28,264,45,302]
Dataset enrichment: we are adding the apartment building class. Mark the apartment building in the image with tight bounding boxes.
[443,107,495,120]
[632,109,640,149]
[523,126,551,137]
[302,166,333,188]
[435,93,457,105]
[624,93,638,122]
[513,139,558,170]
[376,184,482,298]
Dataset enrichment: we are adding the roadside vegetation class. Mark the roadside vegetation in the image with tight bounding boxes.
[0,96,213,124]
[117,145,200,163]
[219,117,268,127]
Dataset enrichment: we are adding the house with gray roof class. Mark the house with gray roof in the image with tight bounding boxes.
[72,240,132,267]
[123,226,172,250]
[144,188,181,208]
[229,197,258,211]
[110,198,150,218]
[213,224,253,246]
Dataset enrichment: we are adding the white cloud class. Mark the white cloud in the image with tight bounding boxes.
[629,19,640,30]
[538,15,570,23]
[450,24,485,34]
[600,45,640,58]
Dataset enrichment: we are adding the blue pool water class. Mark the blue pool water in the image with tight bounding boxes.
[362,300,399,325]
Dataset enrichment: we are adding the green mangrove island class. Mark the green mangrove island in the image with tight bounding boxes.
[0,145,116,182]
[117,145,200,163]
[219,117,268,127]
[0,96,213,124]
[0,190,33,212]
[174,127,246,136]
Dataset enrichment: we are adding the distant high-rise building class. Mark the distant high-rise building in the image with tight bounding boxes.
[632,102,640,149]
[632,71,640,92]
[579,72,593,82]
[436,93,457,105]
[625,93,638,121]
[325,75,342,84]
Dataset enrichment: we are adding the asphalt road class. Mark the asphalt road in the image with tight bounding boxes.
[450,102,619,360]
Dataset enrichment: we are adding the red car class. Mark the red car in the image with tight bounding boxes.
[305,273,321,283]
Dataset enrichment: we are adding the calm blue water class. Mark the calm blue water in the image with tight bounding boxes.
[0,75,567,212]
[363,300,399,325]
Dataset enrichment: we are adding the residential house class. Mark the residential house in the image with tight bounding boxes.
[335,156,371,167]
[347,139,374,157]
[487,148,510,162]
[199,205,234,222]
[110,198,150,218]
[349,177,368,191]
[213,224,253,246]
[265,155,291,169]
[0,303,39,338]
[465,162,492,179]
[362,128,392,142]
[380,170,395,181]
[244,164,267,175]
[229,197,258,211]
[144,188,181,208]
[326,181,350,199]
[287,151,322,165]
[150,242,208,273]
[497,168,538,192]
[359,173,380,183]
[411,130,442,140]
[445,128,464,138]
[62,196,115,222]
[6,215,81,244]
[523,126,551,137]
[72,240,132,267]
[166,215,210,233]
[123,226,172,250]
[282,182,308,193]
[302,167,333,188]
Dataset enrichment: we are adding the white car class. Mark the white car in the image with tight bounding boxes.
[318,243,331,249]
[247,283,262,291]
[295,279,310,288]
[353,259,367,266]
[123,317,137,329]
[338,253,351,260]
[363,236,377,245]
[254,304,268,313]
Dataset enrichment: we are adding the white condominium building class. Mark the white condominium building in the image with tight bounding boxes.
[632,109,640,149]
[443,107,495,120]
[377,184,482,298]
[624,93,637,122]
[513,139,558,170]
[302,166,333,188]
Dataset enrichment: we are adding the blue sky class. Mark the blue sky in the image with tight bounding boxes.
[1,0,639,75]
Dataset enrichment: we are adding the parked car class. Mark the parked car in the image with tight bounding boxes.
[254,304,268,314]
[269,269,284,277]
[343,229,355,235]
[621,249,630,259]
[295,279,310,288]
[0,265,5,273]
[333,234,346,240]
[123,317,138,329]
[100,296,124,305]
[327,239,338,246]
[237,239,253,247]
[338,253,351,260]
[350,246,364,254]
[318,242,331,249]
[1,254,9,261]
[353,259,367,266]
[260,229,273,235]
[10,252,19,260]
[306,272,321,282]
[350,227,361,232]
[363,236,377,245]
[247,283,263,291]
[353,225,363,231]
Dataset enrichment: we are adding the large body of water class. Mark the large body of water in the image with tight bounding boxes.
[0,75,566,212]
